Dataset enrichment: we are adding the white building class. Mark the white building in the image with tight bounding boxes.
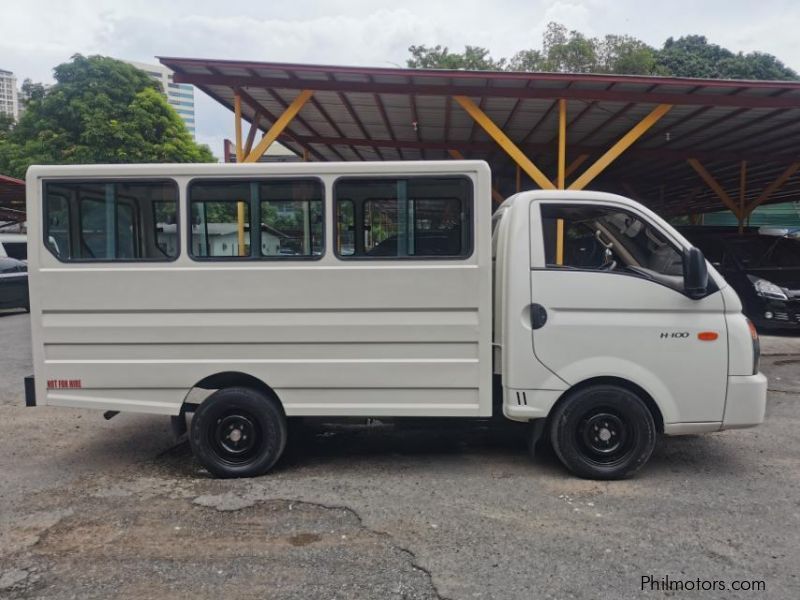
[124,60,196,138]
[0,69,19,121]
[158,223,287,257]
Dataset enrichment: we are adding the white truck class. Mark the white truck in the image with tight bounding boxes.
[24,161,766,479]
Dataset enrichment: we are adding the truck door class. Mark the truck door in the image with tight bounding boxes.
[528,201,728,425]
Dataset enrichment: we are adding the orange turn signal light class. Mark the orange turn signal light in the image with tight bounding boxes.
[698,331,719,341]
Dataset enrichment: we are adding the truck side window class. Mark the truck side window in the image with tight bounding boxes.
[44,180,178,262]
[189,178,324,260]
[334,177,472,259]
[542,204,685,288]
[259,180,323,257]
[190,181,252,258]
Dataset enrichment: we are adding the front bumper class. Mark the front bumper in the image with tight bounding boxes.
[751,299,800,329]
[722,373,767,430]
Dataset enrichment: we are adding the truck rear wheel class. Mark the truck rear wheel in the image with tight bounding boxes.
[190,387,287,478]
[549,384,656,480]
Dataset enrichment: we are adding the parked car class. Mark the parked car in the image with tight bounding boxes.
[0,233,28,262]
[759,226,800,239]
[680,228,800,330]
[0,256,29,312]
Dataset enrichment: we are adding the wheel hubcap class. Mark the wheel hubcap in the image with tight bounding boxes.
[212,413,260,463]
[578,410,631,465]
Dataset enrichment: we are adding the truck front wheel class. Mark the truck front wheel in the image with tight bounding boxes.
[190,387,287,478]
[549,384,656,479]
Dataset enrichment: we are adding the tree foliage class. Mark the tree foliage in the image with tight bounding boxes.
[407,44,506,70]
[0,55,214,179]
[408,23,797,80]
[657,35,796,79]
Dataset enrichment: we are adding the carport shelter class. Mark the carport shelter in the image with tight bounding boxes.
[159,57,800,223]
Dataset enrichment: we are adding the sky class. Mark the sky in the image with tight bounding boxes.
[2,0,799,158]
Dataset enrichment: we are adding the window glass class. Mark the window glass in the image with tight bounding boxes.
[334,177,471,258]
[541,204,684,287]
[259,180,323,257]
[154,201,178,257]
[189,179,324,260]
[44,181,178,261]
[3,242,27,261]
[337,200,355,256]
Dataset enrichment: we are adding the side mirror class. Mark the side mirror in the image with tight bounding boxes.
[683,246,709,299]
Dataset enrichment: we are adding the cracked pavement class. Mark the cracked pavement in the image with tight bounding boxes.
[1,310,799,599]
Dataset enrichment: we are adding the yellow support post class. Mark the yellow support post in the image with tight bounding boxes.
[453,95,555,190]
[744,162,800,215]
[234,93,244,163]
[233,93,246,255]
[236,202,246,256]
[557,99,567,190]
[569,104,673,190]
[448,149,464,159]
[244,90,314,163]
[555,218,564,265]
[687,159,741,218]
[243,112,261,157]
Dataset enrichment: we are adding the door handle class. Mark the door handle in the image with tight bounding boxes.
[530,303,548,330]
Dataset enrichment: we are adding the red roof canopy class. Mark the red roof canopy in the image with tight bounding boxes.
[160,57,800,215]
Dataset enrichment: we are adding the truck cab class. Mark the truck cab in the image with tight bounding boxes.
[493,191,766,478]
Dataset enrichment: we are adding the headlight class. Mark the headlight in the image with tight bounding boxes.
[748,276,788,301]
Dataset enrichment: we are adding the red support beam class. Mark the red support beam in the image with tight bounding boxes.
[280,68,350,161]
[276,131,800,166]
[338,90,380,160]
[372,90,400,160]
[409,88,423,159]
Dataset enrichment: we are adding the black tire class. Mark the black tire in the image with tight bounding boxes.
[190,387,287,478]
[549,384,656,480]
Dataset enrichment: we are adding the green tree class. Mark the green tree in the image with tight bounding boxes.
[596,34,664,75]
[507,48,546,72]
[0,113,14,135]
[408,24,797,81]
[0,54,214,178]
[406,45,506,70]
[20,78,47,106]
[540,22,598,73]
[656,35,797,79]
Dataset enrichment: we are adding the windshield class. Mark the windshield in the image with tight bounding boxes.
[726,236,800,268]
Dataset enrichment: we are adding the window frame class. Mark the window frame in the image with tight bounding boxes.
[332,175,474,261]
[186,177,326,262]
[42,178,180,263]
[535,201,720,299]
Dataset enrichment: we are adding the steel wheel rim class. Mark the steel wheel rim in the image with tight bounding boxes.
[577,408,634,466]
[211,411,261,464]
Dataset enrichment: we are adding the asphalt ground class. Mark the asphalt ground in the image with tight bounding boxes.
[1,309,798,599]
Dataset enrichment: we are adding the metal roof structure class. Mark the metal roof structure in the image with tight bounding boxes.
[161,57,800,219]
[0,174,25,224]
